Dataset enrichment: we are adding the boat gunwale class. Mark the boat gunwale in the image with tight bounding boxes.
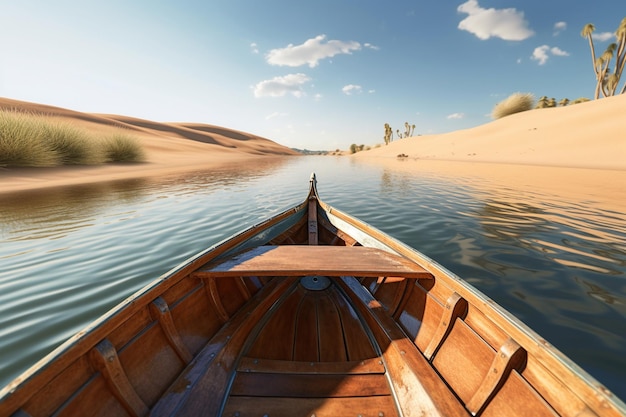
[0,192,310,406]
[1,174,624,416]
[313,181,626,415]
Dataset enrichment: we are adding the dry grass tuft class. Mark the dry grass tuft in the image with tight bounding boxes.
[0,109,144,167]
[492,93,535,119]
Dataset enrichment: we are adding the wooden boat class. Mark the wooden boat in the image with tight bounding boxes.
[1,174,624,417]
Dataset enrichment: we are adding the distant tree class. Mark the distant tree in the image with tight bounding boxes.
[571,97,591,104]
[535,96,549,109]
[349,143,358,154]
[547,97,557,108]
[581,18,626,98]
[396,129,402,139]
[404,122,411,138]
[411,124,416,136]
[558,98,570,106]
[383,123,393,145]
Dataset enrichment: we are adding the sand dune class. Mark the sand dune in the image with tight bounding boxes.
[0,98,299,193]
[355,94,626,171]
[352,94,626,213]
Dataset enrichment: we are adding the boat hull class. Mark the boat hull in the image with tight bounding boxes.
[1,175,624,417]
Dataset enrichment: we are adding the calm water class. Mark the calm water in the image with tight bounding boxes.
[1,156,625,400]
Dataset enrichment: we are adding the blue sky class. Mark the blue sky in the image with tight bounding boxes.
[1,1,623,150]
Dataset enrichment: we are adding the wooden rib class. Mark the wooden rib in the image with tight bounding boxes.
[151,278,296,416]
[466,338,526,415]
[376,277,409,317]
[337,277,468,417]
[423,292,467,360]
[237,357,386,374]
[195,245,434,279]
[205,277,229,323]
[89,339,148,417]
[308,197,318,245]
[234,277,251,301]
[149,297,193,364]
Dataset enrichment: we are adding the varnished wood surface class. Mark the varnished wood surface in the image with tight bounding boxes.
[2,175,625,417]
[195,245,434,278]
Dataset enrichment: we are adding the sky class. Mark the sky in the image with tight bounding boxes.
[1,1,624,151]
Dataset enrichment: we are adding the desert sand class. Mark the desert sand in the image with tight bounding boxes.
[354,94,626,170]
[0,98,299,194]
[1,95,625,203]
[353,94,626,213]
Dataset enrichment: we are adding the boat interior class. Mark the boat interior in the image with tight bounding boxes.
[2,184,619,417]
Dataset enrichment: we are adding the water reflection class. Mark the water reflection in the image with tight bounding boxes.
[0,156,625,401]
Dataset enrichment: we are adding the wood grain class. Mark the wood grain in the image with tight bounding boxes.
[195,245,434,278]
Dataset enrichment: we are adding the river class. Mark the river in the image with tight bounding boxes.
[1,155,625,400]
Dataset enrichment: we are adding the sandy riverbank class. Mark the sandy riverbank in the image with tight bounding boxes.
[0,98,299,194]
[2,95,625,200]
[351,94,626,212]
[354,94,626,170]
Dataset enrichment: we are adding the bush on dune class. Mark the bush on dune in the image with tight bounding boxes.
[0,109,144,167]
[0,111,58,167]
[491,92,535,119]
[42,122,101,165]
[103,134,145,163]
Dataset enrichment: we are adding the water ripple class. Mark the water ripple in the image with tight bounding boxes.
[0,157,625,400]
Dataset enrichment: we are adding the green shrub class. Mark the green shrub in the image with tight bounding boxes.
[0,109,145,167]
[103,134,145,162]
[491,92,535,119]
[0,111,58,167]
[42,122,100,165]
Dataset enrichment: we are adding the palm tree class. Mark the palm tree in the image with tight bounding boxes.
[599,43,617,97]
[581,23,601,99]
[582,18,626,98]
[383,123,392,145]
[404,122,411,138]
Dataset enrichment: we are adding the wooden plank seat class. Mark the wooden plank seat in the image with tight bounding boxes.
[193,245,434,279]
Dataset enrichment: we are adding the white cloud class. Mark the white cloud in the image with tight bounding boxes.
[314,93,323,101]
[342,84,362,95]
[250,42,259,54]
[553,21,567,35]
[447,113,465,119]
[265,112,288,120]
[253,73,311,98]
[368,89,376,94]
[532,46,550,65]
[457,0,534,41]
[266,35,361,68]
[364,43,380,50]
[593,32,615,42]
[550,46,569,57]
[531,45,569,65]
